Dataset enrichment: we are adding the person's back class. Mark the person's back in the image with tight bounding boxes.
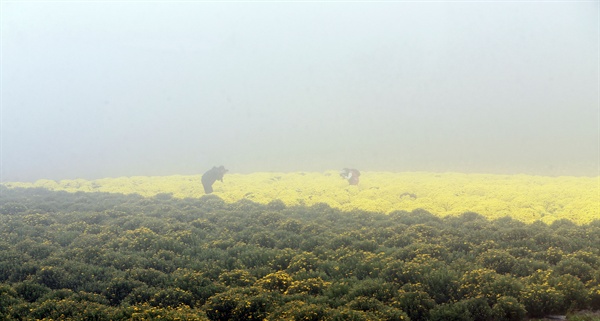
[202,166,228,194]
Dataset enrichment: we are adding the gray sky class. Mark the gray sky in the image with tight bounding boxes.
[1,1,598,182]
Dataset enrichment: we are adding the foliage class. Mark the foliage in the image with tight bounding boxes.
[491,296,526,321]
[520,283,565,317]
[4,171,599,224]
[0,185,599,320]
[393,290,436,321]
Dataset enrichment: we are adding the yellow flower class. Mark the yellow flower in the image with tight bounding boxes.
[9,171,598,224]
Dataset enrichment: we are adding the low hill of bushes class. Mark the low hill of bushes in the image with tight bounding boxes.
[1,186,599,320]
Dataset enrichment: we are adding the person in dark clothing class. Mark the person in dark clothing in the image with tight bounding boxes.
[340,168,360,185]
[201,166,228,194]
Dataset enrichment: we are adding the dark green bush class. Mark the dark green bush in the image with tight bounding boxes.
[204,287,276,321]
[459,268,523,305]
[423,267,460,304]
[0,285,21,316]
[511,258,548,277]
[0,202,28,215]
[35,266,70,290]
[255,271,292,293]
[519,283,565,317]
[218,269,256,287]
[477,249,518,274]
[462,297,493,321]
[270,301,329,321]
[550,274,590,311]
[103,278,144,306]
[589,285,600,310]
[172,269,222,304]
[347,296,384,312]
[393,290,436,321]
[285,277,330,296]
[555,257,595,283]
[347,278,396,302]
[13,281,50,302]
[129,304,209,321]
[124,285,155,305]
[327,307,370,321]
[491,296,526,321]
[126,268,169,287]
[288,252,320,273]
[428,301,473,321]
[150,287,194,308]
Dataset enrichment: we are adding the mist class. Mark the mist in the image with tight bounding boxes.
[1,2,598,182]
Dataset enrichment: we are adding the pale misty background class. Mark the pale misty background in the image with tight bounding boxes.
[1,2,598,182]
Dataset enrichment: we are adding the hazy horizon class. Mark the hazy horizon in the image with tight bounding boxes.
[2,2,599,182]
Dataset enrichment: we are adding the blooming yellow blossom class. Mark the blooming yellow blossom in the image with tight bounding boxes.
[4,171,598,224]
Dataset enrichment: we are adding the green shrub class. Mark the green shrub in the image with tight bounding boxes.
[458,269,521,304]
[13,281,50,302]
[462,297,493,321]
[555,257,595,283]
[103,278,144,306]
[124,285,155,305]
[288,252,320,273]
[16,239,55,260]
[477,249,518,275]
[570,251,600,269]
[126,268,169,287]
[150,287,194,308]
[519,283,565,317]
[251,232,277,248]
[28,298,114,321]
[393,290,436,321]
[424,267,460,304]
[428,301,473,321]
[0,202,28,215]
[35,266,70,290]
[382,260,406,283]
[389,209,441,225]
[0,285,21,316]
[347,278,396,302]
[327,307,370,321]
[218,269,256,287]
[589,285,600,310]
[347,296,384,312]
[486,274,523,303]
[285,277,331,296]
[511,258,549,277]
[384,254,443,284]
[534,246,564,265]
[550,274,589,311]
[172,269,223,304]
[323,280,353,307]
[204,287,276,321]
[353,240,379,252]
[491,296,526,321]
[374,305,410,321]
[270,301,329,321]
[130,303,209,321]
[255,271,292,292]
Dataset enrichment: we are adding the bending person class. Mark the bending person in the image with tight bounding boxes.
[201,165,228,194]
[340,168,360,185]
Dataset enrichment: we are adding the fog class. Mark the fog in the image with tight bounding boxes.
[1,2,598,182]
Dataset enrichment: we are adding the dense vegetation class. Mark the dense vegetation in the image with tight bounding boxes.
[1,185,600,320]
[5,171,599,225]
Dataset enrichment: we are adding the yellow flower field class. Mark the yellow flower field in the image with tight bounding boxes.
[4,171,599,225]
